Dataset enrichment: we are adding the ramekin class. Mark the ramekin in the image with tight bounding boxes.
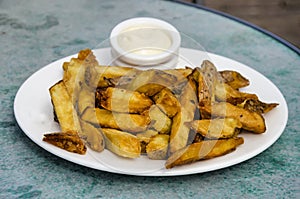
[110,17,181,67]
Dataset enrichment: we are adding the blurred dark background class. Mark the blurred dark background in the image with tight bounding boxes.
[180,0,300,48]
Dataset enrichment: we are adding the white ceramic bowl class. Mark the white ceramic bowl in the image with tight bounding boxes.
[110,17,181,67]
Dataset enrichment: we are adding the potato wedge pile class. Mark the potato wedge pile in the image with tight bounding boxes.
[43,49,278,169]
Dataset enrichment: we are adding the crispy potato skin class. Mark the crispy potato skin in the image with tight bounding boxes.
[165,137,244,169]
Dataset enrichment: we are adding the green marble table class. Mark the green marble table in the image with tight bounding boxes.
[1,0,299,198]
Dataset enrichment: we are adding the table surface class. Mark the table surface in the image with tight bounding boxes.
[1,0,299,198]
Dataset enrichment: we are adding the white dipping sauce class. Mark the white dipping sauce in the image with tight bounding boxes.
[110,17,181,67]
[117,25,172,56]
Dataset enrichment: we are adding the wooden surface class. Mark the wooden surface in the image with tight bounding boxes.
[183,0,300,48]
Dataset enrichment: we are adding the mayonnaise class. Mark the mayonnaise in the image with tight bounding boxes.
[110,17,181,67]
[117,25,172,56]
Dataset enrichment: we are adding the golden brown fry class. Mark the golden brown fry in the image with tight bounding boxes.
[153,88,180,118]
[238,99,279,114]
[169,78,198,154]
[146,134,169,160]
[77,83,95,115]
[148,105,172,134]
[187,118,242,139]
[136,130,159,153]
[43,131,86,155]
[63,49,97,99]
[81,107,150,133]
[63,58,85,98]
[62,62,69,72]
[48,50,105,154]
[102,128,141,158]
[77,49,97,62]
[79,120,105,152]
[164,68,193,82]
[136,130,159,143]
[215,82,258,105]
[47,49,279,168]
[49,80,81,132]
[200,102,266,133]
[98,87,153,114]
[219,70,250,89]
[165,137,244,169]
[192,61,222,119]
[124,69,177,96]
[62,48,95,72]
[86,65,138,88]
[198,60,221,106]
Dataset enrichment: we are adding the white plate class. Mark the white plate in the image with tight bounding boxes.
[14,48,288,176]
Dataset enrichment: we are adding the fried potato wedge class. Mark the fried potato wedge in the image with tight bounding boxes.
[62,49,97,72]
[136,130,159,143]
[79,120,105,152]
[47,49,278,168]
[198,60,221,106]
[81,107,150,133]
[62,62,69,72]
[125,69,177,96]
[238,99,279,114]
[187,118,242,139]
[165,137,244,169]
[219,70,250,89]
[86,65,138,88]
[148,105,172,134]
[164,68,193,82]
[153,88,180,118]
[77,83,95,115]
[136,130,159,153]
[63,49,97,99]
[102,128,141,158]
[146,134,169,160]
[98,87,153,114]
[49,80,81,132]
[63,58,85,100]
[43,131,86,155]
[201,102,266,133]
[169,78,198,154]
[215,82,258,105]
[77,49,97,62]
